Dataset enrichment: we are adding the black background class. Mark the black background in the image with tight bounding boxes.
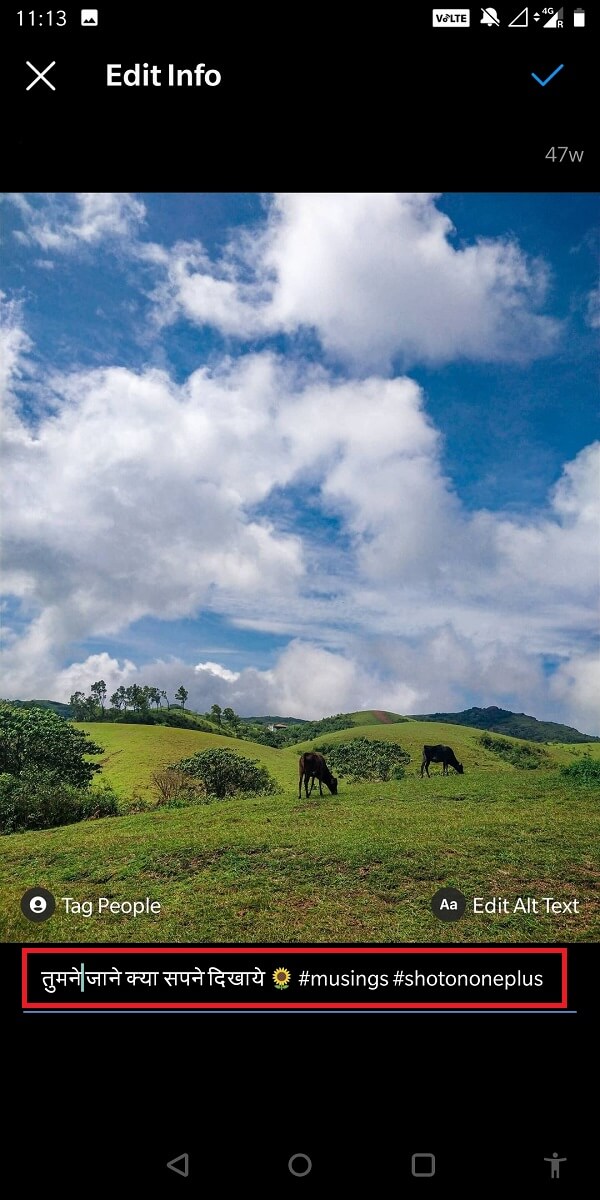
[2,4,597,1190]
[2,6,596,187]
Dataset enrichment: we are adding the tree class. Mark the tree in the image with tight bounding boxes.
[83,695,98,720]
[146,686,162,710]
[160,690,170,710]
[0,701,104,787]
[69,691,88,720]
[125,684,148,712]
[175,685,188,710]
[223,706,240,734]
[110,690,124,711]
[210,703,222,725]
[90,680,107,717]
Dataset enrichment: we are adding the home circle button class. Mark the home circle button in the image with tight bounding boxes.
[288,1153,312,1177]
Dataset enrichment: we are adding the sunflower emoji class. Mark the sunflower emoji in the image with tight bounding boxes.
[273,966,291,990]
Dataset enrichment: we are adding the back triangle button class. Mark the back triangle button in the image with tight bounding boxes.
[167,1153,189,1177]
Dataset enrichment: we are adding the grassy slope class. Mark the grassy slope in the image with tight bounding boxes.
[1,717,598,944]
[78,722,294,797]
[300,718,600,769]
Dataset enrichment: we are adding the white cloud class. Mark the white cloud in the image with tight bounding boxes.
[492,442,600,603]
[1,333,598,731]
[586,285,600,329]
[21,642,421,723]
[0,292,32,399]
[1,354,308,698]
[195,661,240,682]
[6,192,146,252]
[153,193,561,369]
[22,633,598,734]
[549,652,600,735]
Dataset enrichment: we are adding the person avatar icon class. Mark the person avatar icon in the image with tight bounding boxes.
[544,1153,567,1179]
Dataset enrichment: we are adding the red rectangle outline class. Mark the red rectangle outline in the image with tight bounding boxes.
[22,946,567,1010]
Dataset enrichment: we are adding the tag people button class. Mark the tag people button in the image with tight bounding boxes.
[431,886,466,921]
[21,887,56,922]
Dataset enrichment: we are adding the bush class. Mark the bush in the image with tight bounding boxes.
[0,771,119,834]
[560,757,600,785]
[478,734,547,769]
[119,792,154,814]
[316,738,411,782]
[77,781,120,820]
[152,769,207,807]
[171,748,280,800]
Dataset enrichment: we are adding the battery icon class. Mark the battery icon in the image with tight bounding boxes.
[573,7,585,24]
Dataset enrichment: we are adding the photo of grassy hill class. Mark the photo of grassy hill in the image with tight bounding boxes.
[2,193,598,953]
[1,711,598,945]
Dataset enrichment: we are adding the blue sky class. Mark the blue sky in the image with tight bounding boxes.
[1,192,598,729]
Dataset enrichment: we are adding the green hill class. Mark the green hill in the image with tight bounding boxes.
[78,721,298,798]
[1,714,598,945]
[1,716,599,944]
[83,717,600,800]
[347,710,408,726]
[297,717,600,772]
[412,705,600,744]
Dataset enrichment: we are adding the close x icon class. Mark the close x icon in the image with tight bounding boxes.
[26,61,56,90]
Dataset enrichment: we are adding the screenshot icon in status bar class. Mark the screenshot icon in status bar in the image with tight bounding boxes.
[432,7,586,25]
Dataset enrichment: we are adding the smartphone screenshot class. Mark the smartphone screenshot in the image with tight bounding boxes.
[2,6,597,1191]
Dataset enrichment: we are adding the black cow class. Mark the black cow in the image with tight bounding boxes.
[421,744,464,777]
[298,751,338,799]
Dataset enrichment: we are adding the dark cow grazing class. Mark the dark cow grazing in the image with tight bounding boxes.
[298,751,338,799]
[421,744,464,778]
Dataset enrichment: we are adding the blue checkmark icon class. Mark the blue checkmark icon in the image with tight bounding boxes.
[531,64,564,87]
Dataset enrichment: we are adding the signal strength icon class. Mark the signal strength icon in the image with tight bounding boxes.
[509,6,528,24]
[543,6,563,25]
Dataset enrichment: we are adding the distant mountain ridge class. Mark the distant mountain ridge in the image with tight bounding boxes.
[2,698,74,719]
[411,705,600,743]
[3,699,598,743]
[240,715,309,725]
